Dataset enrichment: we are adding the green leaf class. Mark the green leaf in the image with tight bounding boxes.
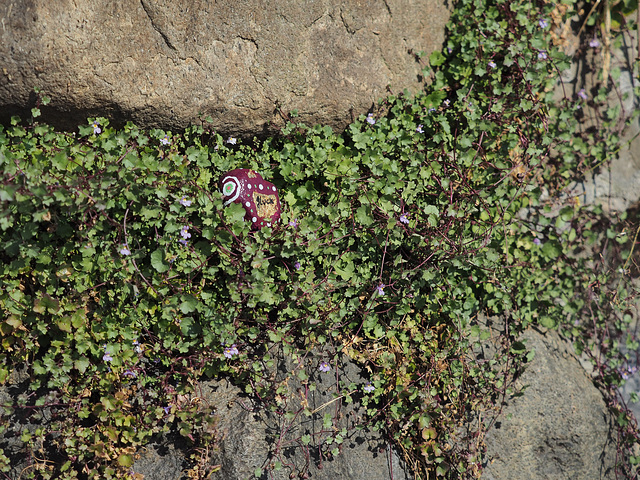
[180,294,199,314]
[180,317,201,337]
[356,205,373,226]
[56,316,72,333]
[224,202,247,225]
[429,50,445,67]
[117,454,133,467]
[33,295,60,314]
[323,413,333,429]
[541,241,560,259]
[150,248,170,273]
[539,316,557,329]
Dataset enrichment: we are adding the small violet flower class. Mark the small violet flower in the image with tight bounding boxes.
[416,125,424,133]
[363,382,375,393]
[538,50,548,60]
[160,135,170,146]
[120,245,131,256]
[289,218,299,228]
[103,352,113,362]
[533,237,542,246]
[428,107,436,113]
[178,238,188,246]
[163,406,171,414]
[92,122,101,134]
[123,369,137,378]
[399,214,409,225]
[488,61,497,69]
[294,261,301,271]
[223,344,239,359]
[577,88,588,100]
[589,38,600,48]
[179,196,192,207]
[133,340,143,354]
[226,136,237,145]
[366,113,376,125]
[318,361,331,373]
[376,284,385,296]
[180,226,191,240]
[443,99,451,107]
[538,18,549,29]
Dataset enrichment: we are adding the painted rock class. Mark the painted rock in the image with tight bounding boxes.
[220,169,281,229]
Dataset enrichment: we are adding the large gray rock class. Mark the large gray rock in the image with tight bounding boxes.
[481,326,617,480]
[0,329,620,479]
[0,0,451,135]
[133,353,408,480]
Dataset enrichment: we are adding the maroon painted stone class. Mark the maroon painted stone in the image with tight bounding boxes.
[220,169,281,229]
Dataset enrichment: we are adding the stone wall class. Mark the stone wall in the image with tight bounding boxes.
[0,0,451,135]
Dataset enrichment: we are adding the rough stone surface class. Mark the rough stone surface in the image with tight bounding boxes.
[481,326,617,480]
[559,25,640,212]
[0,0,451,136]
[0,330,621,480]
[133,353,408,480]
[129,327,620,480]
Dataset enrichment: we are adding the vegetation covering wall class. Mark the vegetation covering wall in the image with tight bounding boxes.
[0,0,639,478]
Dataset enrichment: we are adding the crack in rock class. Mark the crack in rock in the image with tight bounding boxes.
[140,0,177,52]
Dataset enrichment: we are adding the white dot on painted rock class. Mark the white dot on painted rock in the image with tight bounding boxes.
[248,184,252,189]
[252,217,257,222]
[245,201,250,207]
[259,184,264,190]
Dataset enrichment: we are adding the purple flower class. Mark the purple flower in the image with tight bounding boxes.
[416,125,424,133]
[160,135,170,146]
[539,18,549,29]
[538,50,548,60]
[589,38,600,48]
[133,340,143,354]
[366,113,376,125]
[443,99,450,107]
[363,382,375,393]
[376,284,385,296]
[163,406,171,414]
[399,214,409,224]
[103,352,113,362]
[123,369,137,378]
[178,238,188,246]
[226,136,237,145]
[223,344,239,359]
[428,107,436,113]
[180,226,191,240]
[318,361,331,373]
[179,196,192,207]
[289,218,299,228]
[92,122,101,134]
[488,61,497,69]
[294,261,301,270]
[577,88,588,100]
[533,238,542,245]
[120,245,131,256]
